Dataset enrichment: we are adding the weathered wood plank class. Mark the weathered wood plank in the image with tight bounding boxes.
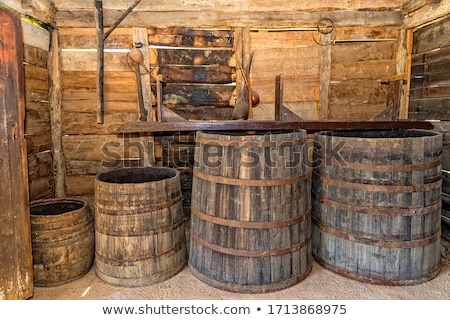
[413,15,450,54]
[409,98,450,120]
[52,0,407,12]
[0,7,33,300]
[162,84,235,106]
[160,65,235,84]
[158,48,234,65]
[148,28,234,48]
[331,60,396,80]
[54,10,403,28]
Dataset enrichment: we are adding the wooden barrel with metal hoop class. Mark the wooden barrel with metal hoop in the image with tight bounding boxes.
[94,167,187,287]
[312,129,442,285]
[189,130,312,293]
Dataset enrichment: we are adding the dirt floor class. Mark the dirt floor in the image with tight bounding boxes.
[31,242,450,300]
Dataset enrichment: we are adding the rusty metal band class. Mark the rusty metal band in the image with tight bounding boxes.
[312,217,441,248]
[312,190,441,216]
[191,206,310,229]
[191,231,311,257]
[95,218,185,237]
[312,171,441,193]
[314,155,441,172]
[193,169,310,187]
[94,193,182,215]
[196,137,307,148]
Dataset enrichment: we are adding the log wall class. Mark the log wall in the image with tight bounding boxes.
[22,20,55,201]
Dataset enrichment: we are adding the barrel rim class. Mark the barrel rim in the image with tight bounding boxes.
[95,166,180,185]
[30,197,88,218]
[314,129,441,139]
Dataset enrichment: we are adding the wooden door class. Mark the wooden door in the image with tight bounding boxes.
[0,8,33,300]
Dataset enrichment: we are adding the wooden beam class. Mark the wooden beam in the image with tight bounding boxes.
[117,120,434,134]
[319,32,331,119]
[94,0,104,124]
[48,28,66,197]
[0,7,33,300]
[103,0,142,40]
[275,75,283,121]
[400,29,414,119]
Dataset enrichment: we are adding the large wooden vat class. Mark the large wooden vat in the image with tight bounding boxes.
[30,198,94,287]
[94,167,187,287]
[312,129,442,285]
[189,130,312,293]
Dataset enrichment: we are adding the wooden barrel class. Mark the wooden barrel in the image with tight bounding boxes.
[94,167,187,287]
[189,130,312,293]
[30,198,94,287]
[312,129,442,285]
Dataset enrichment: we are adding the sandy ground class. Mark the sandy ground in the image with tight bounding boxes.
[31,245,450,300]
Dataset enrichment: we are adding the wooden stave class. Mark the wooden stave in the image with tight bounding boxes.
[311,130,442,285]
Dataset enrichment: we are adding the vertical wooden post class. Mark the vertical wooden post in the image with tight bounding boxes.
[0,8,33,300]
[132,28,152,121]
[49,29,67,197]
[400,29,414,120]
[319,33,331,120]
[242,27,252,119]
[275,75,283,121]
[94,0,105,124]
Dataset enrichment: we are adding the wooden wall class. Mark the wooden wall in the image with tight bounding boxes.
[49,0,410,200]
[22,21,55,201]
[5,0,450,204]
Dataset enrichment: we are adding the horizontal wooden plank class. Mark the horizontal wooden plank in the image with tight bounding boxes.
[27,151,53,181]
[411,59,450,87]
[410,85,450,99]
[25,133,51,155]
[62,71,136,92]
[62,111,141,135]
[55,10,403,28]
[65,159,141,176]
[333,26,399,41]
[29,177,54,201]
[22,19,50,51]
[23,45,48,68]
[252,102,319,121]
[411,45,450,65]
[149,28,234,48]
[166,105,233,121]
[251,78,318,104]
[331,60,396,80]
[331,42,396,63]
[413,16,450,54]
[65,176,95,196]
[61,50,130,72]
[330,80,388,105]
[25,108,50,135]
[328,102,388,120]
[62,134,150,161]
[53,1,407,12]
[409,98,450,120]
[117,120,434,134]
[251,47,319,77]
[158,48,234,65]
[162,84,235,106]
[160,65,235,84]
[59,27,132,49]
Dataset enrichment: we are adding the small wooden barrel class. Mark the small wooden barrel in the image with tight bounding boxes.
[30,198,94,287]
[94,167,187,287]
[312,130,442,285]
[189,130,312,293]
